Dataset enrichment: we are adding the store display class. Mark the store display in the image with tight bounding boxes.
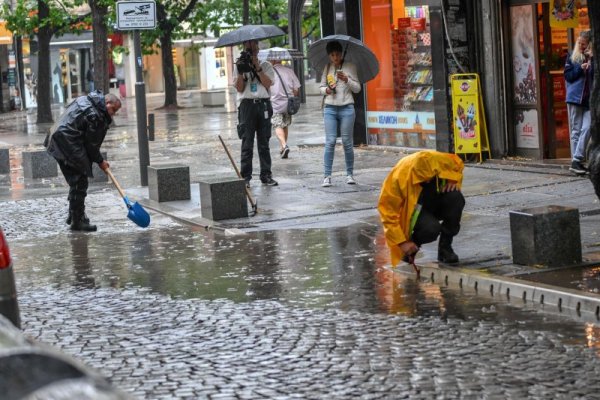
[401,29,433,112]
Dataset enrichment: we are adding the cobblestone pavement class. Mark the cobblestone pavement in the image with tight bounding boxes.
[18,286,600,400]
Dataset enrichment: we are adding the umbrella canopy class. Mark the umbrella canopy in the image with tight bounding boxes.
[258,47,304,62]
[215,25,285,48]
[307,34,380,83]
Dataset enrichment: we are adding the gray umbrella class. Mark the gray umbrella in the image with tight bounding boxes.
[215,25,286,48]
[307,34,380,83]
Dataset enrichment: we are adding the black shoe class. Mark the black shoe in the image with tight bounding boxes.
[438,245,459,264]
[261,177,278,186]
[569,160,587,175]
[281,145,290,159]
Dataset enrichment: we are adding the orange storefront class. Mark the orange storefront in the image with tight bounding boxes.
[362,1,438,149]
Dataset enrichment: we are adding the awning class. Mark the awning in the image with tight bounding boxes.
[51,32,111,49]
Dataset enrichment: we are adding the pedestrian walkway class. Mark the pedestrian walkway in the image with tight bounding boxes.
[1,89,599,318]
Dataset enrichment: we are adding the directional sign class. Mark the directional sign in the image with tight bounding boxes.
[116,1,156,30]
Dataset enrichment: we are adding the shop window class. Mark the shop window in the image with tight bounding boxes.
[362,1,436,149]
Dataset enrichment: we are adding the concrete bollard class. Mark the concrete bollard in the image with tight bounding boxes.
[0,148,9,174]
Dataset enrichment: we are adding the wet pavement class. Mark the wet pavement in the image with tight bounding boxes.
[9,218,600,399]
[2,90,600,398]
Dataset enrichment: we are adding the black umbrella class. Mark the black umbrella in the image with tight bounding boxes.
[215,25,286,48]
[307,34,380,83]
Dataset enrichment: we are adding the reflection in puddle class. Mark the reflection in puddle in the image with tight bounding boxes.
[9,223,600,353]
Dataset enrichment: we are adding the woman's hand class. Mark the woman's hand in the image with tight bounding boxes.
[99,160,110,171]
[442,180,459,192]
[336,70,348,82]
[399,240,419,256]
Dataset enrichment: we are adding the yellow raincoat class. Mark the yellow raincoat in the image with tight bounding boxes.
[378,150,464,266]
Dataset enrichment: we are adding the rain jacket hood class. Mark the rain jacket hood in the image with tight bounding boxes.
[44,91,112,177]
[378,150,464,266]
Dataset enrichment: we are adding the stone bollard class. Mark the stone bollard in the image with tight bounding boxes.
[89,151,109,183]
[148,164,191,202]
[22,150,57,179]
[200,89,226,107]
[0,148,9,174]
[509,205,582,267]
[199,177,248,220]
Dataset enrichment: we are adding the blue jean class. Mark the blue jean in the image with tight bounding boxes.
[567,103,591,162]
[323,104,355,177]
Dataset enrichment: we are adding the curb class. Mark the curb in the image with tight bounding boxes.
[396,263,600,322]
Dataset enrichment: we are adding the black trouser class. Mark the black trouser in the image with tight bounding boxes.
[57,160,88,216]
[238,98,273,182]
[411,179,465,246]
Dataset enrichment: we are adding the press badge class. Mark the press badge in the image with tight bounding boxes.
[250,82,257,92]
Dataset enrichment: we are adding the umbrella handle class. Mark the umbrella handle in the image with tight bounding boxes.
[105,168,127,200]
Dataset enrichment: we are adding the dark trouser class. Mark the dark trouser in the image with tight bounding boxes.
[57,160,89,216]
[238,98,273,182]
[411,180,465,247]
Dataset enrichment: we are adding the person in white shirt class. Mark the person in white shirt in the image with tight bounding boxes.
[234,39,278,187]
[319,41,361,187]
[269,60,301,159]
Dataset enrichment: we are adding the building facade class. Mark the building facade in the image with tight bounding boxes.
[321,0,590,161]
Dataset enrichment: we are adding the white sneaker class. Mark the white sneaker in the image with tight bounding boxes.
[346,175,356,185]
[322,176,332,187]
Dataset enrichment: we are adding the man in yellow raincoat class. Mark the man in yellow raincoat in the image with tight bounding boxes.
[378,150,465,266]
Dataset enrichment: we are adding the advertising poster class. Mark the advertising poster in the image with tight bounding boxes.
[366,111,435,133]
[515,109,540,149]
[549,0,579,28]
[451,77,480,154]
[510,5,537,105]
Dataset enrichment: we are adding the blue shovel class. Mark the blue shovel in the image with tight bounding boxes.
[106,168,150,228]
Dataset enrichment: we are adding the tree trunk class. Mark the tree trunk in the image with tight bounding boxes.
[243,0,249,25]
[160,33,178,108]
[36,0,53,123]
[589,3,600,199]
[88,0,110,93]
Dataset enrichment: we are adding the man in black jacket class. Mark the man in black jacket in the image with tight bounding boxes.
[45,91,121,231]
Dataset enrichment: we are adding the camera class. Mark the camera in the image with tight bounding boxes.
[236,49,254,74]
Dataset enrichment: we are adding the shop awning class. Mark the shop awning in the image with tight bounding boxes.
[51,32,111,49]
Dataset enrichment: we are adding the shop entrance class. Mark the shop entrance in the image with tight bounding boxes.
[508,1,589,160]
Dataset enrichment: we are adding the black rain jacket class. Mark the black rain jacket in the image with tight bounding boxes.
[44,91,112,177]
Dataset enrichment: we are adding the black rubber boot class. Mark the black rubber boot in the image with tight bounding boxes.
[70,210,97,232]
[438,235,459,264]
[66,211,90,225]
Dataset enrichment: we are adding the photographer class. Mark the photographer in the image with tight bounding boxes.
[234,39,278,187]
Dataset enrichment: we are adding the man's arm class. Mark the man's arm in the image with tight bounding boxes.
[234,73,246,93]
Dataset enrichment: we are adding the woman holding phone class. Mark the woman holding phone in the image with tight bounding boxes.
[319,41,361,187]
[564,30,593,175]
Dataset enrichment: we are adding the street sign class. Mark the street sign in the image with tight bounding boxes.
[116,1,156,30]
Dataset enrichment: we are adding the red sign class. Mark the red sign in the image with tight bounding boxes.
[410,18,426,32]
[397,18,411,29]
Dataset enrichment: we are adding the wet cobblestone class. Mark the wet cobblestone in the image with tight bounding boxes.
[17,287,600,399]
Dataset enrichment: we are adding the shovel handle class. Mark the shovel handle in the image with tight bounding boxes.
[105,168,127,200]
[218,135,257,210]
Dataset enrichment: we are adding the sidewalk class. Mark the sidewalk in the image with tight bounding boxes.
[1,89,600,318]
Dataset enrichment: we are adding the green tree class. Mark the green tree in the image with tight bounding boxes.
[2,0,89,123]
[138,0,201,109]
